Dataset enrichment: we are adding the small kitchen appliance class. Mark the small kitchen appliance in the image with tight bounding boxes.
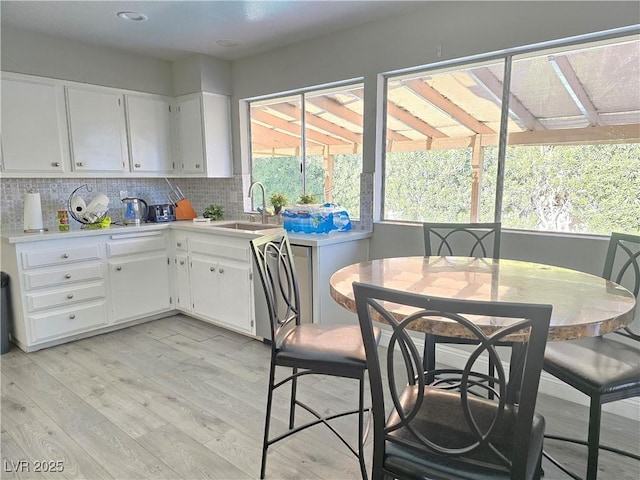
[147,204,176,223]
[122,197,148,225]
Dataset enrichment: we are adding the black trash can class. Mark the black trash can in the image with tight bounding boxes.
[1,272,12,354]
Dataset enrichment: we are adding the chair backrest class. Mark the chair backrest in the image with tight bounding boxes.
[353,281,551,479]
[250,231,301,346]
[603,232,640,298]
[603,232,640,340]
[423,222,502,259]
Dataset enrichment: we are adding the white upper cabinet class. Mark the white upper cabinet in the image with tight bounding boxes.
[125,94,175,175]
[176,92,233,177]
[1,74,70,175]
[66,85,128,173]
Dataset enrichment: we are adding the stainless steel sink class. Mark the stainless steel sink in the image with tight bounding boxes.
[213,222,278,231]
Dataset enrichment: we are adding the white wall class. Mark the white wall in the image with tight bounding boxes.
[1,25,174,95]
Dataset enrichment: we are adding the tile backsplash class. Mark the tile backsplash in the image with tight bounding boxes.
[0,176,245,230]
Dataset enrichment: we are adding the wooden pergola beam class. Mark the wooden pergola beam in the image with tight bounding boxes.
[252,109,347,146]
[403,79,496,135]
[269,103,362,144]
[306,96,363,127]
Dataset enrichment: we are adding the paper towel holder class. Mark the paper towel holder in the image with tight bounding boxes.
[23,189,47,233]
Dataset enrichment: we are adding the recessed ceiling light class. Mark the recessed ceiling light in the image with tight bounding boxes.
[117,11,148,22]
[216,39,239,48]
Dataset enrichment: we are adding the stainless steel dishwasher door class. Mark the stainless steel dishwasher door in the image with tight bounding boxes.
[254,244,313,341]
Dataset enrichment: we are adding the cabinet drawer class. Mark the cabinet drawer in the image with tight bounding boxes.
[26,282,106,312]
[190,238,249,261]
[107,233,166,257]
[21,244,101,269]
[29,301,108,343]
[24,263,103,290]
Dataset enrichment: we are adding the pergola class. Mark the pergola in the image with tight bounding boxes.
[250,37,640,206]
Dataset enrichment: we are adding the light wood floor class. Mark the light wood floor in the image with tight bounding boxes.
[1,315,638,479]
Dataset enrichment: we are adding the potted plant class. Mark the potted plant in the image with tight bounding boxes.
[269,193,289,214]
[298,193,317,204]
[202,204,224,221]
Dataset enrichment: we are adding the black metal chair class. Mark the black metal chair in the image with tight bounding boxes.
[543,232,640,480]
[353,281,552,480]
[423,222,502,377]
[251,231,380,479]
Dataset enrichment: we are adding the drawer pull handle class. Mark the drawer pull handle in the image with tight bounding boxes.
[210,266,215,272]
[195,163,201,168]
[69,314,76,319]
[67,294,74,299]
[218,268,224,274]
[177,242,182,247]
[179,260,185,265]
[65,274,72,279]
[52,162,60,167]
[76,161,84,167]
[116,266,122,271]
[63,253,69,259]
[135,163,141,168]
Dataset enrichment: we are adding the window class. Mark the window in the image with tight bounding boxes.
[248,82,363,218]
[383,34,640,235]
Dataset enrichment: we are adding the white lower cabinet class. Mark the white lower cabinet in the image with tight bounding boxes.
[1,236,109,350]
[107,232,172,323]
[181,232,255,336]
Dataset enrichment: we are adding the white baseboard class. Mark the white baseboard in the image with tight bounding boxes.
[378,329,639,421]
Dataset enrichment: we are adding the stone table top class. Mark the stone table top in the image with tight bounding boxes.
[330,256,637,342]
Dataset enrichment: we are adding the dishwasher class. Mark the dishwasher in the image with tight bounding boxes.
[254,244,313,342]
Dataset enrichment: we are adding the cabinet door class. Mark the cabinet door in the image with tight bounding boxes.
[177,95,205,174]
[66,86,128,172]
[190,257,218,316]
[109,254,171,323]
[175,254,191,312]
[1,77,69,173]
[126,94,174,174]
[215,259,253,334]
[202,93,233,178]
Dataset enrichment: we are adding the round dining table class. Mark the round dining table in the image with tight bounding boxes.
[329,256,637,342]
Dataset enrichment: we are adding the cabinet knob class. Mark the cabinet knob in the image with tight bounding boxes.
[76,162,84,167]
[62,253,69,259]
[179,260,185,265]
[65,274,72,279]
[135,163,141,168]
[210,266,215,272]
[195,164,201,169]
[116,266,122,271]
[67,294,74,299]
[69,314,76,320]
[52,162,60,167]
[218,268,224,274]
[177,242,182,247]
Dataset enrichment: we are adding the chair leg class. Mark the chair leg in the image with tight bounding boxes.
[423,334,436,383]
[289,367,298,429]
[357,373,368,480]
[586,399,603,480]
[261,361,278,479]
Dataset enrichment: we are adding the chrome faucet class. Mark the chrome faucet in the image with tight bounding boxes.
[248,181,267,224]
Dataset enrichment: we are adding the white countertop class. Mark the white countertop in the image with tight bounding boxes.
[1,220,371,246]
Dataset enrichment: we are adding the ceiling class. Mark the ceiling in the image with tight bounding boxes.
[0,0,421,61]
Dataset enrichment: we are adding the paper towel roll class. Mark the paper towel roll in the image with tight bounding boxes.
[70,195,87,215]
[23,192,45,232]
